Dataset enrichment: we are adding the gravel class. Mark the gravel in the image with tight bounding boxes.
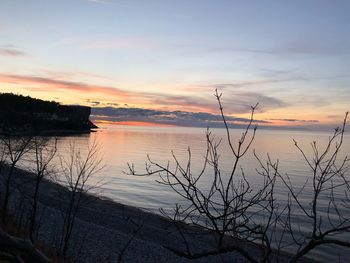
[2,166,315,263]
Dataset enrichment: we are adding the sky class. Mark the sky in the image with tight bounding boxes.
[0,0,350,129]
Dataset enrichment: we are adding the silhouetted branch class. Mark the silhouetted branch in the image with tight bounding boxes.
[266,112,350,262]
[128,91,276,262]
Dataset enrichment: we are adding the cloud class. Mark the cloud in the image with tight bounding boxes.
[204,41,348,56]
[0,73,211,112]
[227,91,287,113]
[91,107,269,128]
[208,79,298,89]
[80,36,174,51]
[0,73,132,98]
[86,0,112,4]
[269,118,319,123]
[0,73,214,112]
[83,38,152,50]
[58,36,158,51]
[196,74,310,93]
[91,107,336,131]
[86,99,101,106]
[107,102,119,107]
[198,84,288,113]
[0,73,287,114]
[0,46,26,57]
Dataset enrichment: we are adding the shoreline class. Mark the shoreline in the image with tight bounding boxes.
[2,165,317,263]
[0,128,97,137]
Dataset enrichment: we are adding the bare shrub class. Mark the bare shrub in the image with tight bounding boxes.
[263,112,350,262]
[129,90,350,262]
[0,135,32,224]
[57,139,104,257]
[128,90,278,262]
[29,136,57,242]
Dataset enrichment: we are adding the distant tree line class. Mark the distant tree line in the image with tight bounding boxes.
[0,93,60,113]
[0,93,96,134]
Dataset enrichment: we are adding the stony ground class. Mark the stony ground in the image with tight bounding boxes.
[2,167,316,263]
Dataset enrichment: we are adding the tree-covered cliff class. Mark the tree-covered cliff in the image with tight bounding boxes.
[0,93,97,134]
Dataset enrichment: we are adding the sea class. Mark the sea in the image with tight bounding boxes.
[40,124,350,261]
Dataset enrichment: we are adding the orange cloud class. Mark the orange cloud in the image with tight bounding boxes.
[0,73,290,120]
[0,73,131,98]
[0,73,215,113]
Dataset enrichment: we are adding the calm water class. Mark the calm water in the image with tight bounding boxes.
[52,124,350,261]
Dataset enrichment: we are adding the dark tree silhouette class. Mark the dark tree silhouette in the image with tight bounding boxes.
[1,135,32,224]
[129,90,278,262]
[29,136,57,242]
[264,112,350,262]
[57,140,103,257]
[129,91,350,262]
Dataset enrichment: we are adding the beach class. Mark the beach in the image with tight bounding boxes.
[2,165,317,263]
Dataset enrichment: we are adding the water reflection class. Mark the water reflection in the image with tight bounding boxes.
[54,125,350,210]
[52,124,350,261]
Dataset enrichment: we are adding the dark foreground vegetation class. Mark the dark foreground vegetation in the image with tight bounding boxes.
[0,137,103,262]
[0,91,348,262]
[0,93,97,135]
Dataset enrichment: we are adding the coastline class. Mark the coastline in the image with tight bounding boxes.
[2,165,317,263]
[0,128,97,137]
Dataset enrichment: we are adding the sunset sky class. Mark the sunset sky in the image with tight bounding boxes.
[1,0,350,129]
